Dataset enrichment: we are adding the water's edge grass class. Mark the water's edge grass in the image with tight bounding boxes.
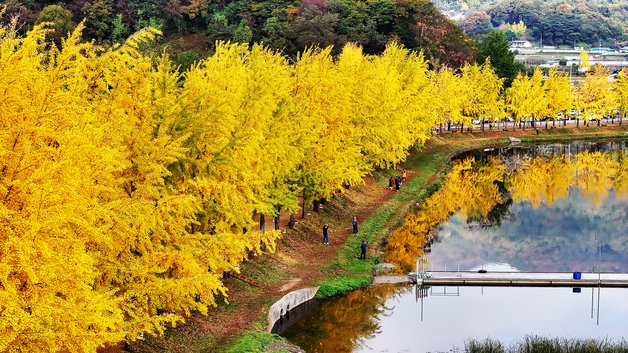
[466,336,628,353]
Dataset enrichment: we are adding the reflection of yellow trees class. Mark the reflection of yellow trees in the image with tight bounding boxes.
[288,285,406,353]
[616,151,628,198]
[387,149,628,269]
[572,151,619,205]
[386,158,504,270]
[509,152,624,206]
[509,156,573,207]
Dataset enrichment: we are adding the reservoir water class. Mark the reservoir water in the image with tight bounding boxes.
[280,141,628,352]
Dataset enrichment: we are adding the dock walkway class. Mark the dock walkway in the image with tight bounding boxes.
[414,271,628,288]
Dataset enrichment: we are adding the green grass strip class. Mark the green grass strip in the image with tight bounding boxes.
[315,276,372,298]
[225,332,287,353]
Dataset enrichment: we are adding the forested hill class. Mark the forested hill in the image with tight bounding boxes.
[2,0,475,67]
[433,0,627,46]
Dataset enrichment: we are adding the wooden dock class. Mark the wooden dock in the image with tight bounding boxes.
[413,271,628,288]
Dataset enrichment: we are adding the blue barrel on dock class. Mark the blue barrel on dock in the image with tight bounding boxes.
[573,272,581,280]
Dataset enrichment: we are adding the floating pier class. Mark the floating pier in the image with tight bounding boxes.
[411,271,628,288]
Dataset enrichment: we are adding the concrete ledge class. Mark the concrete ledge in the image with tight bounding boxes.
[372,275,413,284]
[267,287,319,332]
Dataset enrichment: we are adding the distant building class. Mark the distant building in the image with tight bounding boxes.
[510,40,533,49]
[539,60,559,68]
[591,47,612,54]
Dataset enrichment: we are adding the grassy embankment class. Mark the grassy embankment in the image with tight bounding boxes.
[223,126,628,353]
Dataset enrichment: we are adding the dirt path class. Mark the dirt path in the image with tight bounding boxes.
[121,125,628,353]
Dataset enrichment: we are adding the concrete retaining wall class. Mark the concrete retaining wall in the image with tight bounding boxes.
[267,287,319,332]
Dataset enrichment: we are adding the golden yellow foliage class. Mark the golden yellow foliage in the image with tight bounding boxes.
[0,24,128,352]
[615,150,628,198]
[580,50,590,71]
[508,156,573,207]
[1,21,624,351]
[578,64,619,122]
[543,68,573,120]
[506,68,545,125]
[0,25,447,351]
[616,69,628,122]
[432,67,466,128]
[460,61,503,125]
[572,151,619,205]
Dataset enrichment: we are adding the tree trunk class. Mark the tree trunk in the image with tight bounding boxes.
[576,118,579,128]
[259,214,265,233]
[301,190,306,218]
[545,119,548,129]
[481,120,484,132]
[447,121,451,131]
[597,118,601,126]
[274,205,281,230]
[439,123,443,134]
[289,213,296,229]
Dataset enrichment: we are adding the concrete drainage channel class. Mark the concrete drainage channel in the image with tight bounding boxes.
[267,287,319,333]
[268,263,401,333]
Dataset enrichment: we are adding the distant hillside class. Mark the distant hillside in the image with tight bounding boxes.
[433,0,627,46]
[2,0,475,67]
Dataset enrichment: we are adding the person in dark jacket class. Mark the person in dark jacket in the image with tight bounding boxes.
[359,241,367,259]
[388,176,395,190]
[352,216,358,234]
[394,176,401,191]
[322,224,329,244]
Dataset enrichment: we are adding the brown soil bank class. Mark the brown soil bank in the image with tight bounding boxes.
[121,125,628,353]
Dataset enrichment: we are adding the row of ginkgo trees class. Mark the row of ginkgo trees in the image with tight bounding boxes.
[433,64,628,132]
[0,24,453,352]
[0,21,626,352]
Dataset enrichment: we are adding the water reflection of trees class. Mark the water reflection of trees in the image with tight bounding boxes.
[387,147,628,271]
[283,284,408,353]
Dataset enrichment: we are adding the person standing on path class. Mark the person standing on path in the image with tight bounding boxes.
[352,216,358,234]
[322,224,329,244]
[359,240,367,259]
[388,176,395,190]
[394,175,401,191]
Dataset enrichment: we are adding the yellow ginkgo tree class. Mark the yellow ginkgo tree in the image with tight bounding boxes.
[460,60,503,132]
[578,64,619,126]
[615,68,628,125]
[543,67,573,128]
[432,67,467,133]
